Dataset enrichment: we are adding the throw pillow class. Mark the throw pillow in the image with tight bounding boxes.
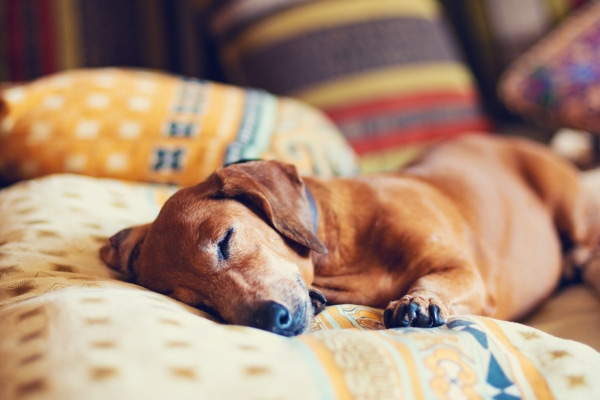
[206,0,491,172]
[0,68,357,185]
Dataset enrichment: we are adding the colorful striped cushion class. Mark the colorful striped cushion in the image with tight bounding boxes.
[207,0,490,172]
[0,68,357,185]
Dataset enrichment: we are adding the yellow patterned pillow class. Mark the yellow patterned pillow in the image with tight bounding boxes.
[0,68,357,185]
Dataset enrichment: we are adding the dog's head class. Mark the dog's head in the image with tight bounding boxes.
[100,160,328,336]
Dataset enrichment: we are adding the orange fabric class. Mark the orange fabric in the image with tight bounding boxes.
[0,68,357,185]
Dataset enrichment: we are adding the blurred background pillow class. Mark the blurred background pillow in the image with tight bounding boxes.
[499,1,600,134]
[205,0,491,172]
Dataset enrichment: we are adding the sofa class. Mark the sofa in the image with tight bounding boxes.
[1,1,600,399]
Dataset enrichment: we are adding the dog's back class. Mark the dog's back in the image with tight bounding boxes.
[399,135,600,319]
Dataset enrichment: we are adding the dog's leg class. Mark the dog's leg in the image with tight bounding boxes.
[309,287,327,316]
[581,257,600,294]
[384,263,491,329]
[514,138,600,292]
[556,186,600,292]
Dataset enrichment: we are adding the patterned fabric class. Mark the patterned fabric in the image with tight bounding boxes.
[441,0,588,117]
[1,173,600,399]
[499,1,600,132]
[0,68,357,185]
[206,0,491,173]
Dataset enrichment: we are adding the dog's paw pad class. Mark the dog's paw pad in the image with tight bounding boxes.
[383,296,446,328]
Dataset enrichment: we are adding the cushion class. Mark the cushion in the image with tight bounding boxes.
[440,0,586,117]
[0,68,358,186]
[499,1,600,132]
[206,0,491,172]
[1,173,600,399]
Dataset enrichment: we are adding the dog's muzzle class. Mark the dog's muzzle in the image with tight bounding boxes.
[250,300,308,337]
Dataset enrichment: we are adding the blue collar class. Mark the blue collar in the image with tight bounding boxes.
[304,186,319,234]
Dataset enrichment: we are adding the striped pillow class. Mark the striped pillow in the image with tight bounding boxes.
[208,0,490,172]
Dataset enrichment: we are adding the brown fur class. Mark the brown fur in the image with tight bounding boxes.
[101,135,600,336]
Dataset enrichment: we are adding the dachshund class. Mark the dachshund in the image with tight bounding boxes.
[101,134,600,337]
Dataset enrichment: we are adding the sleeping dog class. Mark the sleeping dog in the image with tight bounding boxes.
[101,134,600,337]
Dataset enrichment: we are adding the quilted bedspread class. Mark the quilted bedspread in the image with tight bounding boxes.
[1,174,599,400]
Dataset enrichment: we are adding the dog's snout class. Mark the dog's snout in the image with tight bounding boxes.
[252,301,305,337]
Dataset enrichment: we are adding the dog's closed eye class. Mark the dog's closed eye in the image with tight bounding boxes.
[217,227,234,261]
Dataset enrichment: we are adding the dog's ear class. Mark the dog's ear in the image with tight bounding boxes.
[212,160,328,254]
[99,224,150,281]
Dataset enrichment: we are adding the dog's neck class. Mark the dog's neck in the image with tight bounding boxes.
[305,186,319,234]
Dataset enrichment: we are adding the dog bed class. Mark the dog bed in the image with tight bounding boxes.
[1,174,599,399]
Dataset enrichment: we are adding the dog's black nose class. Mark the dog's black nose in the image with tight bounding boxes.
[252,301,304,336]
[267,302,293,329]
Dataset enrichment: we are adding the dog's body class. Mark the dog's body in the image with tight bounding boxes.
[101,134,600,336]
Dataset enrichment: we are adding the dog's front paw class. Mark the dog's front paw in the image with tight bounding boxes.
[309,288,327,316]
[384,295,446,328]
